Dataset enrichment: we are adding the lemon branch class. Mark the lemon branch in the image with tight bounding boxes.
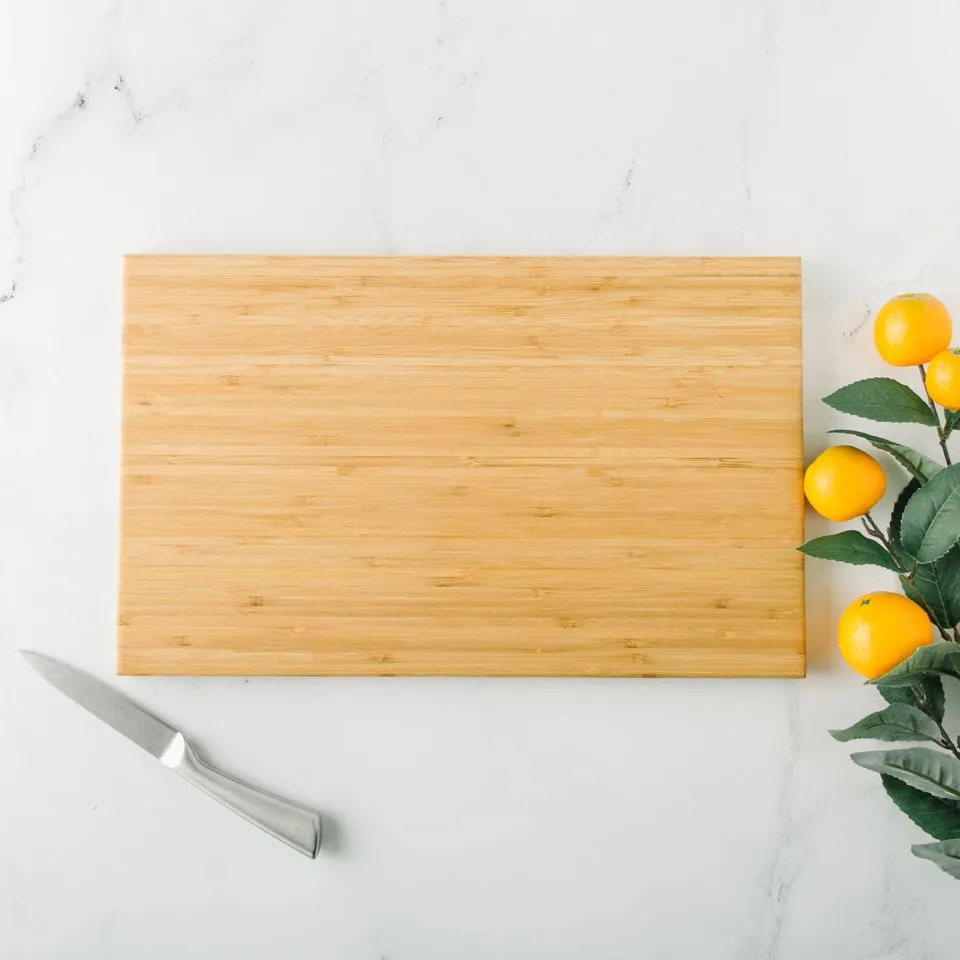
[862,512,894,554]
[939,729,960,763]
[899,565,960,645]
[861,512,960,643]
[918,365,953,465]
[914,683,960,761]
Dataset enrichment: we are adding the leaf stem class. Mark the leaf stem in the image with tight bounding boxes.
[896,559,956,642]
[919,365,953,465]
[862,512,895,554]
[935,718,960,761]
[901,572,955,642]
[912,683,960,759]
[860,514,956,640]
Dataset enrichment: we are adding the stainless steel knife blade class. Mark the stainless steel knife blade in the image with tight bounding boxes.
[21,651,177,759]
[20,650,323,857]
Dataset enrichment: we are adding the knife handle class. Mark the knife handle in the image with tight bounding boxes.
[163,734,322,858]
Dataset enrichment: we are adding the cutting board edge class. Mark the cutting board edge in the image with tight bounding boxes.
[116,646,806,679]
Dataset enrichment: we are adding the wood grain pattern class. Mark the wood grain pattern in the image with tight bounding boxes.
[120,256,804,677]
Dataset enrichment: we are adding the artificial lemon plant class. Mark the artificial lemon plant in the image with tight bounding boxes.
[802,292,960,880]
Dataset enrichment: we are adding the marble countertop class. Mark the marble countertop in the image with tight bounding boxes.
[5,1,960,957]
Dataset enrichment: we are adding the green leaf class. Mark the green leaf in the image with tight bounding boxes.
[870,642,960,689]
[830,703,942,743]
[890,480,921,558]
[880,681,946,724]
[903,551,960,635]
[891,482,960,633]
[882,775,960,840]
[912,838,960,879]
[945,408,960,438]
[852,747,960,801]
[797,531,899,571]
[823,378,938,426]
[901,464,960,563]
[829,429,943,483]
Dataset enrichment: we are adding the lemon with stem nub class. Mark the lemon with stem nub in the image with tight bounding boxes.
[874,293,952,367]
[838,592,932,679]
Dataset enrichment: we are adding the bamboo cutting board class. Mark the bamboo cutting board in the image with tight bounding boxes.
[120,256,804,677]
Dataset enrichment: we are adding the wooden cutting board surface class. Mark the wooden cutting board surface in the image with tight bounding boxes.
[120,256,804,677]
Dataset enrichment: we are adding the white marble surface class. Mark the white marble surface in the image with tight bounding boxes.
[4,1,960,956]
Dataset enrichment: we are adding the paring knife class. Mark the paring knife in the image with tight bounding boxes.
[21,651,322,858]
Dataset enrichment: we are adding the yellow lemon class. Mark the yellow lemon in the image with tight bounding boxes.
[925,349,960,410]
[838,592,932,679]
[874,293,952,366]
[803,446,886,522]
